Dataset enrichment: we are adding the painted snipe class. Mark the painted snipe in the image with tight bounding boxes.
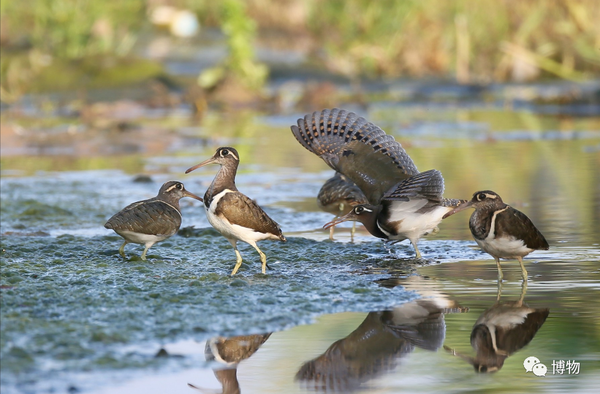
[291,108,464,258]
[443,190,549,280]
[104,181,202,260]
[317,172,368,240]
[185,147,286,275]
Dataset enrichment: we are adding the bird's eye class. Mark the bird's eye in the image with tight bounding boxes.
[221,149,229,156]
[355,206,364,214]
[478,193,486,201]
[176,183,183,190]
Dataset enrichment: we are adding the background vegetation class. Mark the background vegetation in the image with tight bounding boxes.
[1,0,599,101]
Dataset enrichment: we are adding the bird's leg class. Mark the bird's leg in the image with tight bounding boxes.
[517,256,528,281]
[118,241,128,258]
[410,239,422,259]
[350,222,356,242]
[231,249,243,275]
[328,223,335,240]
[229,240,243,276]
[495,257,503,281]
[140,244,150,261]
[496,278,503,301]
[250,243,268,274]
[517,279,528,307]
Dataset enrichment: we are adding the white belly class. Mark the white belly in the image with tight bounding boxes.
[206,190,276,244]
[115,230,170,246]
[477,306,534,329]
[476,236,533,259]
[384,200,450,241]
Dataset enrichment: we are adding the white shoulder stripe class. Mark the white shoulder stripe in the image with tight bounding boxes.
[376,221,392,237]
[487,206,509,240]
[157,200,182,218]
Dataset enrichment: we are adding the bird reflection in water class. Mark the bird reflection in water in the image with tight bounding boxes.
[188,333,271,394]
[444,282,549,373]
[296,294,466,392]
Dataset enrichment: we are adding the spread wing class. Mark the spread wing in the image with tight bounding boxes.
[105,199,181,236]
[291,108,419,205]
[382,169,445,202]
[215,192,285,239]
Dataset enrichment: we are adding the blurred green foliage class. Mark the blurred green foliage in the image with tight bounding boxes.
[1,0,599,101]
[199,0,267,91]
[299,0,600,81]
[1,0,145,58]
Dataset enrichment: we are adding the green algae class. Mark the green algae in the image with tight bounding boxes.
[0,232,416,388]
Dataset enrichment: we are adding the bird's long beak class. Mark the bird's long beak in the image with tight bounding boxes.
[183,190,203,202]
[323,210,357,229]
[442,200,473,219]
[443,345,475,365]
[185,156,218,174]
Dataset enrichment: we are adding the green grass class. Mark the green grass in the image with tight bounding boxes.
[1,0,599,101]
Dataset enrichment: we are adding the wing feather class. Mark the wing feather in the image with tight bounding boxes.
[497,208,549,250]
[105,199,181,236]
[291,108,419,204]
[382,169,445,202]
[216,192,285,240]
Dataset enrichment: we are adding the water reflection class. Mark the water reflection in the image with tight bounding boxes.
[296,296,466,392]
[444,282,549,373]
[188,334,271,394]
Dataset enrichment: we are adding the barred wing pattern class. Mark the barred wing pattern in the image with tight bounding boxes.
[104,199,181,236]
[291,108,419,205]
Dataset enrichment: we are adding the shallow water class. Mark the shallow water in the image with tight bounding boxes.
[1,97,600,393]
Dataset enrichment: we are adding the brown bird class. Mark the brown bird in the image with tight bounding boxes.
[317,172,368,240]
[296,298,465,391]
[443,190,549,281]
[189,333,271,394]
[104,181,202,260]
[291,108,464,258]
[444,283,549,373]
[185,147,286,275]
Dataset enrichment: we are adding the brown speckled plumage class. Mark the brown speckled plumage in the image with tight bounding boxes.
[292,109,464,258]
[185,147,286,275]
[318,172,368,214]
[104,181,202,260]
[443,190,549,280]
[291,108,419,205]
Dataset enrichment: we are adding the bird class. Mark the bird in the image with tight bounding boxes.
[444,282,549,373]
[317,172,368,240]
[189,333,271,394]
[291,108,465,258]
[296,298,464,391]
[443,190,549,281]
[104,181,203,260]
[185,147,286,275]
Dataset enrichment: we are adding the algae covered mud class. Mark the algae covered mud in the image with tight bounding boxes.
[2,98,600,393]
